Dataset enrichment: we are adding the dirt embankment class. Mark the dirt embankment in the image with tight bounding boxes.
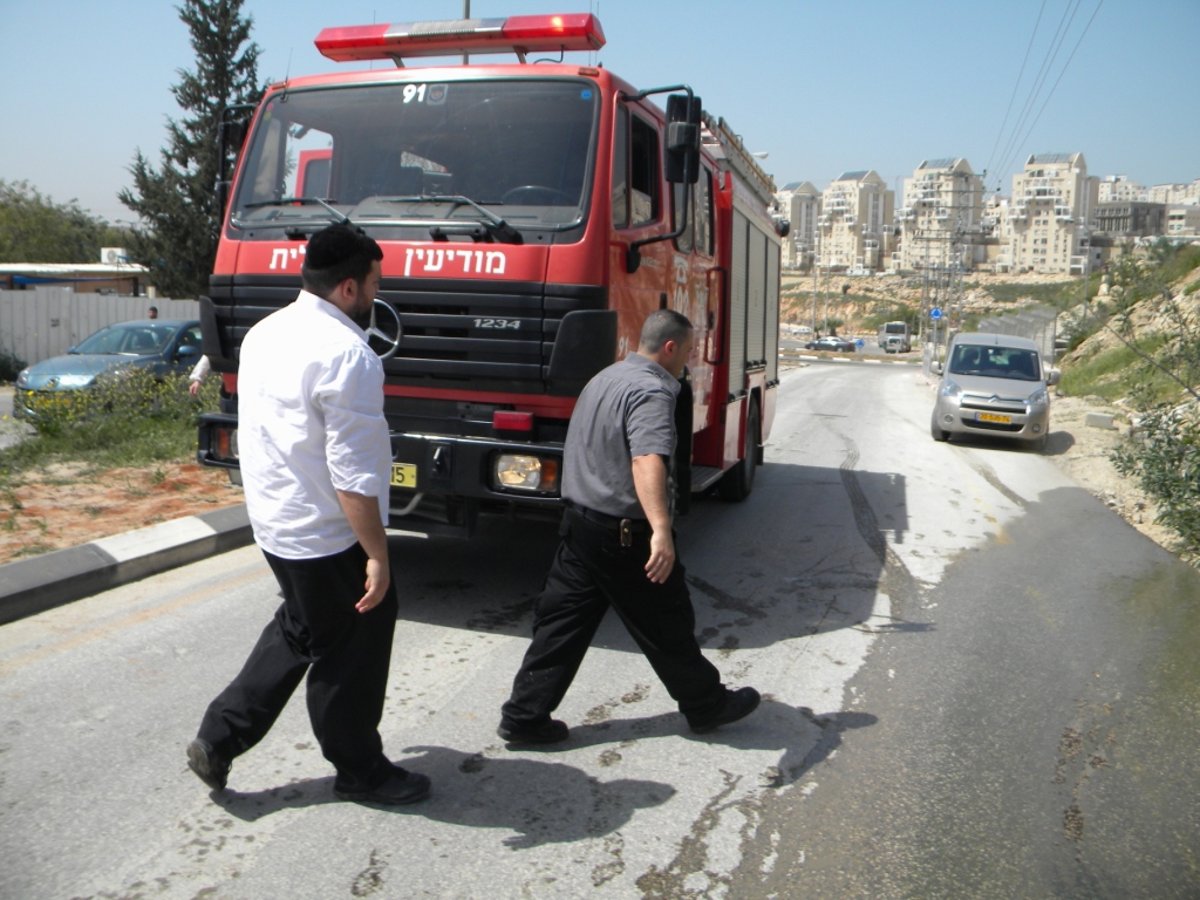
[0,455,243,564]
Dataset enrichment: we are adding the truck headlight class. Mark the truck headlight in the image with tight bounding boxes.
[214,426,239,462]
[493,454,559,493]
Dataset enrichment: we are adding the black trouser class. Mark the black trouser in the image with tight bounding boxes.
[197,543,397,791]
[502,508,727,728]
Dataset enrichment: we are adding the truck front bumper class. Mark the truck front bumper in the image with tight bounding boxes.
[198,414,564,535]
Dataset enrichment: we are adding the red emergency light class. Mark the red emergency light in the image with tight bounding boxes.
[315,13,606,65]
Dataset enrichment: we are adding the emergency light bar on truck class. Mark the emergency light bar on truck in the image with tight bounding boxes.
[315,13,605,65]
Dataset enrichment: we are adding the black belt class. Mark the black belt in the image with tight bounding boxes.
[566,504,650,532]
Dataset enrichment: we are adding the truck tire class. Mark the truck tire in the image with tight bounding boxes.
[719,399,759,501]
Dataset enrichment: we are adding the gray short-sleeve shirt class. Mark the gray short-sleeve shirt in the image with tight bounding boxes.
[561,353,680,518]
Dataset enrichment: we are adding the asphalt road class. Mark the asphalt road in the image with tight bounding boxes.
[1,362,1197,898]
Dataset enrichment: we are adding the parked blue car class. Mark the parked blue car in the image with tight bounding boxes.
[14,319,202,421]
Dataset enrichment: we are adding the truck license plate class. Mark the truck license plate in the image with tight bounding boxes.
[977,412,1012,424]
[390,463,418,488]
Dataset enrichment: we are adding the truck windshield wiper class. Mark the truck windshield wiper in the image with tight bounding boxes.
[379,194,522,244]
[236,197,352,226]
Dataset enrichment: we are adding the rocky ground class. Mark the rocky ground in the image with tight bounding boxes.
[0,384,1175,566]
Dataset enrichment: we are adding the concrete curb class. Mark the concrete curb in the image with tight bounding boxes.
[0,505,253,625]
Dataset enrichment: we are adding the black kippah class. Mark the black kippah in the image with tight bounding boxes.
[305,224,363,270]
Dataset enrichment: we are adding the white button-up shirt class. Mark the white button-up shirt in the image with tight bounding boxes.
[238,291,391,560]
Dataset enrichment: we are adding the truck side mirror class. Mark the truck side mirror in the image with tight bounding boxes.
[664,93,701,185]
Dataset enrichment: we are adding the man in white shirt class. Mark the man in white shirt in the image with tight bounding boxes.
[187,224,429,806]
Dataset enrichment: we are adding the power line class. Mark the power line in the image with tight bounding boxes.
[993,0,1086,188]
[983,0,1049,184]
[1007,1,1105,175]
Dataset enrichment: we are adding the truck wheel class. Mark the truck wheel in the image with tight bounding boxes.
[719,399,759,501]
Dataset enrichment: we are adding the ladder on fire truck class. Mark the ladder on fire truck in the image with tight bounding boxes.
[701,113,778,208]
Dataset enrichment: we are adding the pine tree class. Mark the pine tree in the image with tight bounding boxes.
[119,0,260,298]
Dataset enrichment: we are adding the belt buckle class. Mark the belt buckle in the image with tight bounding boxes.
[619,518,633,548]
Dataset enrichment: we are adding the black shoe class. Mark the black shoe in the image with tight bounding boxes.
[187,738,230,791]
[688,687,761,734]
[334,766,431,805]
[497,718,570,745]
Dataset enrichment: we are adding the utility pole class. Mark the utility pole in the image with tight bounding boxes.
[810,234,818,335]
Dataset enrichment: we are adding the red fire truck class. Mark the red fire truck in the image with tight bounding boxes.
[198,12,786,536]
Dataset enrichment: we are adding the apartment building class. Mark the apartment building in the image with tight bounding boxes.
[1166,205,1200,238]
[1149,179,1200,206]
[817,170,893,273]
[896,158,986,272]
[1098,175,1147,203]
[1094,201,1166,238]
[776,181,820,269]
[1007,152,1099,274]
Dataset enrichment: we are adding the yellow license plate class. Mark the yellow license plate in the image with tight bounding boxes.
[390,462,418,488]
[977,412,1012,424]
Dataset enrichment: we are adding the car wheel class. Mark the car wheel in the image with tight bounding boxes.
[931,416,950,442]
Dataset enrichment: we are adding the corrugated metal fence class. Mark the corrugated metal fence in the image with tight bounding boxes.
[0,288,199,367]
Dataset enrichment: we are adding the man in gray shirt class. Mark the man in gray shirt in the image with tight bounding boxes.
[498,309,760,744]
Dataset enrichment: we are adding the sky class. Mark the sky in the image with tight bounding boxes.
[1,0,1197,225]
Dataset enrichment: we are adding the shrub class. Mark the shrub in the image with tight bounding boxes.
[1,369,209,476]
[26,367,194,435]
[1113,406,1200,561]
[0,348,26,382]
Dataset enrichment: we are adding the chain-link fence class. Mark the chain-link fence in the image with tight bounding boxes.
[923,304,1059,376]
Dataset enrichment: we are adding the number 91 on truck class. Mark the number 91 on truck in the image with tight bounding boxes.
[197,11,789,537]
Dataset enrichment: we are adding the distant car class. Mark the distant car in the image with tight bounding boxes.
[930,332,1059,451]
[805,335,857,352]
[14,319,203,421]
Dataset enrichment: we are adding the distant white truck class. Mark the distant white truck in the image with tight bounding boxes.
[878,321,912,353]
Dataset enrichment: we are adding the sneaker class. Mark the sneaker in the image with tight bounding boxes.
[186,738,231,791]
[688,687,761,734]
[496,718,570,745]
[334,766,431,805]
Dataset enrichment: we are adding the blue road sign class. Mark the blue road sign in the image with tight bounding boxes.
[930,307,943,320]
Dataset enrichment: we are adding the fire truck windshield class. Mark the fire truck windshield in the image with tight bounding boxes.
[229,79,598,236]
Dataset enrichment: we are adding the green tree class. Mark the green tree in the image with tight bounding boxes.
[0,180,110,263]
[119,0,260,298]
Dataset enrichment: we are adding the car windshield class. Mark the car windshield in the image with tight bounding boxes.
[949,344,1040,381]
[74,324,172,356]
[230,78,598,234]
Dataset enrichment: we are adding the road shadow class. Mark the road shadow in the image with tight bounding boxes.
[210,699,874,844]
[214,747,674,849]
[533,697,879,788]
[386,457,924,653]
[935,428,1075,456]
